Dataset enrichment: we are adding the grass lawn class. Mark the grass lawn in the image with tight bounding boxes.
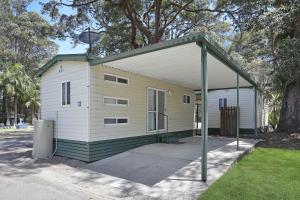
[200,148,300,200]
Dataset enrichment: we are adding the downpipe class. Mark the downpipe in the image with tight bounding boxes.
[51,110,59,157]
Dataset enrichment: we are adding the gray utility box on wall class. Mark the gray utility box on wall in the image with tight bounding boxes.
[33,120,54,159]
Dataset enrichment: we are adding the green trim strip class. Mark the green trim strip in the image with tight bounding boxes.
[195,86,263,93]
[208,128,256,135]
[194,86,254,92]
[54,130,193,162]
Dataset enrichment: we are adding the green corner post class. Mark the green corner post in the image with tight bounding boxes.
[254,87,257,138]
[201,43,208,182]
[236,74,240,150]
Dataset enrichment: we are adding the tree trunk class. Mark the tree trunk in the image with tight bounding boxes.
[31,105,35,125]
[5,95,10,126]
[277,80,300,132]
[277,13,300,133]
[14,95,18,127]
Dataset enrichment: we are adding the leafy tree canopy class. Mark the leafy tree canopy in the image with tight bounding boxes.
[0,0,58,74]
[219,0,300,89]
[42,0,239,56]
[218,0,300,131]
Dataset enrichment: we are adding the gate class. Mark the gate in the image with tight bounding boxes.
[220,107,238,136]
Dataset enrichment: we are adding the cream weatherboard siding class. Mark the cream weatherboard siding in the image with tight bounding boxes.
[89,64,194,142]
[40,61,89,141]
[207,88,257,129]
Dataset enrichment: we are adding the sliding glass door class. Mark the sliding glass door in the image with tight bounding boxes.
[147,88,166,132]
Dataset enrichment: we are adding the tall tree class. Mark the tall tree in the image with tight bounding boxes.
[42,0,235,55]
[0,0,57,124]
[218,0,300,132]
[0,63,33,126]
[0,0,58,74]
[24,79,40,123]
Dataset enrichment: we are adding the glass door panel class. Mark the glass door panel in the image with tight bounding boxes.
[148,89,156,111]
[147,88,165,132]
[158,91,165,130]
[148,112,156,131]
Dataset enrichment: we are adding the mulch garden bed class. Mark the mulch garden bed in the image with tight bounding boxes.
[255,132,300,150]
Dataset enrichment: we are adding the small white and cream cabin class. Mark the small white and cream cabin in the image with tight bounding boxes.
[194,88,268,135]
[37,33,263,163]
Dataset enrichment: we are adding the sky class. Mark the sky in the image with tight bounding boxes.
[27,1,88,54]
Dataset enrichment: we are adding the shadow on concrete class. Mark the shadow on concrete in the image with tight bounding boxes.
[84,136,235,186]
[0,134,65,178]
[0,132,256,200]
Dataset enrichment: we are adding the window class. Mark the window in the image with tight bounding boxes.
[104,74,116,82]
[117,77,128,84]
[104,73,128,85]
[103,97,117,105]
[117,118,128,124]
[117,99,128,105]
[104,118,117,125]
[183,95,191,104]
[103,97,129,106]
[219,98,227,109]
[62,81,70,106]
[104,117,128,125]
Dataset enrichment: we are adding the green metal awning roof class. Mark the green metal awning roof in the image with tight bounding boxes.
[37,32,257,88]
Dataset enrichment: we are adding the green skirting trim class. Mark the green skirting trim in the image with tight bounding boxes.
[53,129,193,162]
[208,128,255,135]
[53,139,90,162]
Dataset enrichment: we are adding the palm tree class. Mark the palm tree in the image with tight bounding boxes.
[24,79,40,124]
[0,63,32,126]
[0,63,13,126]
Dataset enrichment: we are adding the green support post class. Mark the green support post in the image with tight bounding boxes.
[236,74,240,150]
[254,87,257,138]
[201,43,208,182]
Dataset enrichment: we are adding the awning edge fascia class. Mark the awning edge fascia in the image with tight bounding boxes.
[90,32,257,87]
[197,35,258,87]
[89,32,206,65]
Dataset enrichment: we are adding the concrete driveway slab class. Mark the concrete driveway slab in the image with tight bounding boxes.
[87,150,192,186]
[0,132,258,200]
[86,136,237,186]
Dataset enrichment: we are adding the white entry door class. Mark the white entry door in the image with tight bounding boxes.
[147,88,166,132]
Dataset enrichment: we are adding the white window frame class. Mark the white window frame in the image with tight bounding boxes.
[103,96,129,107]
[61,80,71,107]
[183,94,191,104]
[104,117,129,126]
[104,73,129,85]
[219,98,227,109]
